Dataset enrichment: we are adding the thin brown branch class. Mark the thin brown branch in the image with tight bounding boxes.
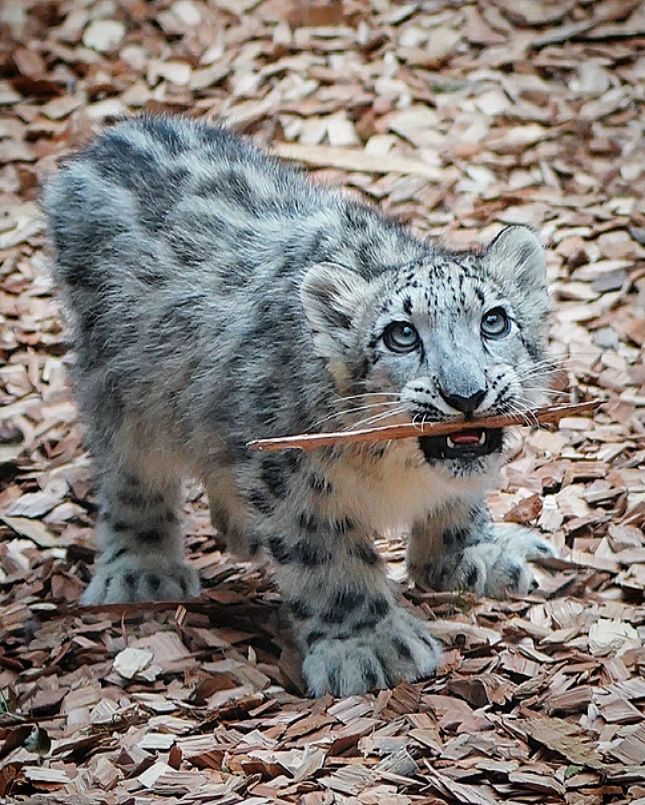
[247,401,601,452]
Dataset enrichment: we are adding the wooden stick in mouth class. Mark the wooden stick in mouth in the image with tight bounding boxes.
[247,400,601,452]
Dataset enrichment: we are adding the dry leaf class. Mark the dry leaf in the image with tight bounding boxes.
[113,647,154,679]
[588,619,639,656]
[83,19,126,53]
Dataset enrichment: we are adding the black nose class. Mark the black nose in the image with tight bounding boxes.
[439,388,487,416]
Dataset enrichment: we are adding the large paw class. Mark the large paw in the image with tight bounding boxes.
[302,607,441,697]
[429,527,557,598]
[81,552,200,604]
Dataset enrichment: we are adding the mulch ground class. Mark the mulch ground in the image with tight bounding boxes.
[1,1,644,802]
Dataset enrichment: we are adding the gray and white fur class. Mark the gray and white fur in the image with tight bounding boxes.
[43,115,556,696]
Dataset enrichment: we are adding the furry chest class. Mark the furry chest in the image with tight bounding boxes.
[322,443,453,532]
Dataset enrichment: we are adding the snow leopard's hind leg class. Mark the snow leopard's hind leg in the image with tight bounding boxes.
[408,497,557,598]
[206,467,257,560]
[81,453,200,604]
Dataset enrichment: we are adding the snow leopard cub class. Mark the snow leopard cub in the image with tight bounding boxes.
[43,115,556,697]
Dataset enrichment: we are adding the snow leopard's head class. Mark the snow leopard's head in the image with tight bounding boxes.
[301,225,551,477]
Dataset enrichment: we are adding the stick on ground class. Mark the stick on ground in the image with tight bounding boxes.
[247,400,601,452]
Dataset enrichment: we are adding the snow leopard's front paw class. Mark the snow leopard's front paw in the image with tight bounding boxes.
[81,552,201,604]
[301,607,441,697]
[431,528,557,598]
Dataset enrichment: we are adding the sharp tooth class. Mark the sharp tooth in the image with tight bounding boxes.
[478,431,486,445]
[447,436,455,448]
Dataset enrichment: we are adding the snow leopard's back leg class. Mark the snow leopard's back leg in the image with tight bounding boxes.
[81,427,200,604]
[206,467,257,559]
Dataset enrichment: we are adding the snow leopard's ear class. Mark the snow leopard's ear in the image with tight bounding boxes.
[300,262,369,357]
[485,225,546,292]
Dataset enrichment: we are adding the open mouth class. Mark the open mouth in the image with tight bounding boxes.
[418,428,503,461]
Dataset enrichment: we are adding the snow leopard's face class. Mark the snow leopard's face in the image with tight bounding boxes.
[301,226,551,478]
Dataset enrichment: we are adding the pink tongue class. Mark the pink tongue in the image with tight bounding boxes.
[451,430,481,445]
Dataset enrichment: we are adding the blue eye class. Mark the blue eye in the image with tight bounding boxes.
[383,322,420,353]
[481,308,510,338]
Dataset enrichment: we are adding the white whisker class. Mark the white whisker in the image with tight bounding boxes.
[336,392,402,402]
[345,405,409,432]
[500,399,540,428]
[310,400,403,431]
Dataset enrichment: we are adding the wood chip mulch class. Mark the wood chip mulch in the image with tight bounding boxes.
[1,1,643,802]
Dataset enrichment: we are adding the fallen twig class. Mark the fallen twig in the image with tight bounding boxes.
[248,400,601,452]
[271,142,442,179]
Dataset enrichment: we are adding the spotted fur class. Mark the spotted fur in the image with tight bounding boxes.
[43,115,556,697]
